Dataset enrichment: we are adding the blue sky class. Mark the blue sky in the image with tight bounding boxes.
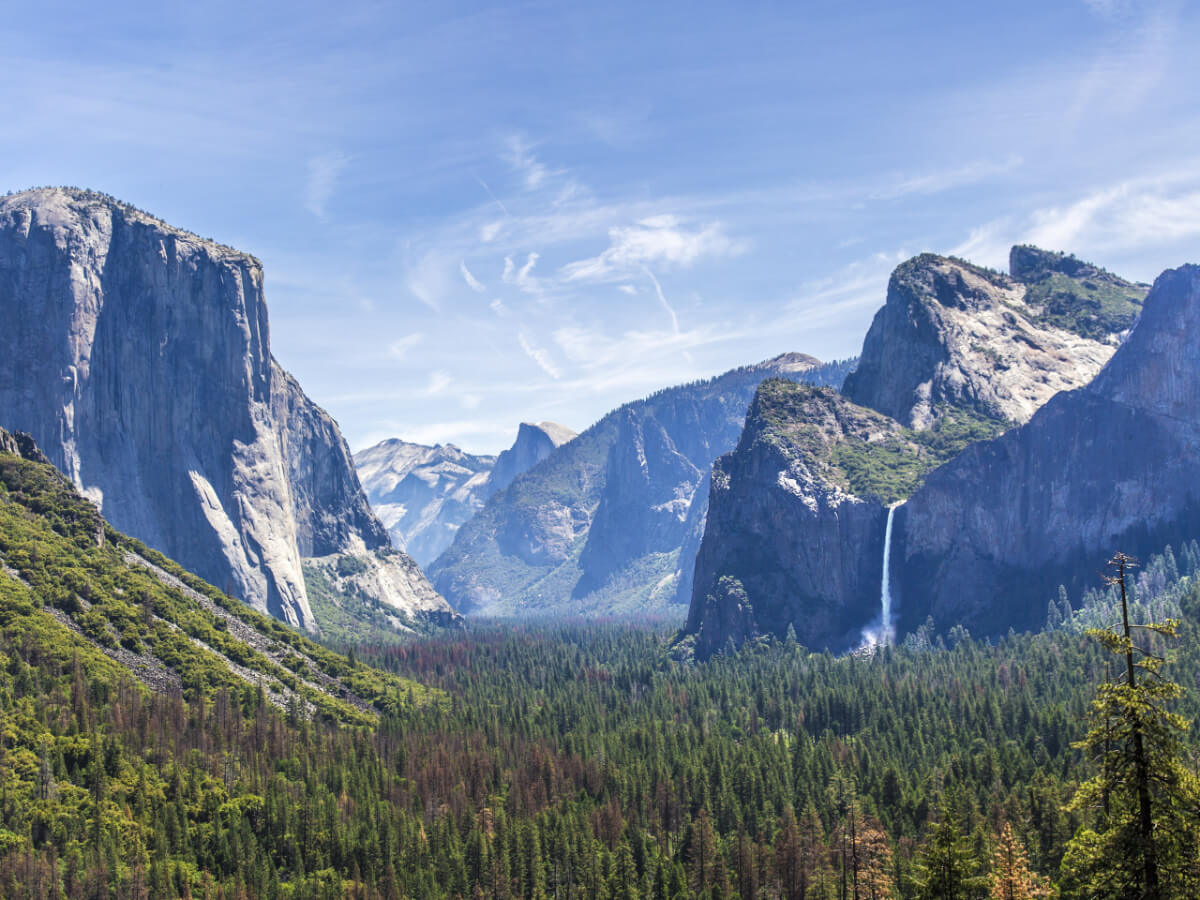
[6,0,1200,453]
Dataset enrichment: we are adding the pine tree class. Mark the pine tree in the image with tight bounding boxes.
[1058,585,1072,627]
[857,819,895,900]
[686,809,720,895]
[988,823,1048,900]
[1061,553,1200,899]
[912,817,987,900]
[1045,599,1062,632]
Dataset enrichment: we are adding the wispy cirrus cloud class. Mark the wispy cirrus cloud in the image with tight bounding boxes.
[424,371,453,395]
[517,331,561,379]
[386,333,425,359]
[405,250,457,311]
[951,166,1200,271]
[502,134,561,191]
[1025,172,1200,253]
[502,252,542,293]
[872,155,1023,200]
[304,152,349,218]
[460,260,486,293]
[561,215,740,282]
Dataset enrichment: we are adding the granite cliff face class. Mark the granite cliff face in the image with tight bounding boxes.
[354,422,575,568]
[685,382,906,657]
[893,263,1200,638]
[684,248,1147,655]
[488,422,577,498]
[843,249,1144,428]
[0,187,453,631]
[429,354,855,616]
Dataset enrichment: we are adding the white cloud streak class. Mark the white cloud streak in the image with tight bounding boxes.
[502,252,541,292]
[951,167,1200,270]
[502,134,561,190]
[406,252,452,311]
[643,267,680,335]
[873,156,1023,200]
[460,260,486,293]
[387,333,425,359]
[304,152,349,218]
[424,371,452,395]
[561,215,738,282]
[518,331,562,379]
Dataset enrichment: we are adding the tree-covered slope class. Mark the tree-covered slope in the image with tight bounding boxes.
[0,428,435,725]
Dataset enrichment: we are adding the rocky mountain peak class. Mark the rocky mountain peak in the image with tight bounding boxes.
[842,250,1139,430]
[755,352,821,374]
[1088,263,1200,420]
[487,421,578,498]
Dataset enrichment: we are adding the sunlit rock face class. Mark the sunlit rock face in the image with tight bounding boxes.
[843,248,1143,429]
[0,187,453,630]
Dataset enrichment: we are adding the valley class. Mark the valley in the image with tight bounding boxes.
[1,190,1197,898]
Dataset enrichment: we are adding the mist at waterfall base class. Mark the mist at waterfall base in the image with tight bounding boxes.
[860,504,900,649]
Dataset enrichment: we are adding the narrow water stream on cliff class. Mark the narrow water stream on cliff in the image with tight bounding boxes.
[880,503,896,640]
[860,503,901,650]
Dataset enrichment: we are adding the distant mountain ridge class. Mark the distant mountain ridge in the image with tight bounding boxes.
[0,187,455,633]
[428,353,856,617]
[354,421,576,567]
[683,246,1148,657]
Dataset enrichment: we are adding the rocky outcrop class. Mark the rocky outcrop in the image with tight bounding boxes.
[893,263,1200,638]
[0,187,453,631]
[843,250,1143,429]
[429,354,855,617]
[0,428,49,465]
[487,422,577,498]
[354,421,575,568]
[304,549,462,630]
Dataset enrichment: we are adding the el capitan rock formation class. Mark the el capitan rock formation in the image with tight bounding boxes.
[0,187,453,631]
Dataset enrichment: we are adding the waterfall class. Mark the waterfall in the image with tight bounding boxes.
[859,503,900,650]
[879,504,897,644]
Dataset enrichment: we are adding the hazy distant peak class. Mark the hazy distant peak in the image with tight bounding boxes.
[756,352,822,373]
[522,421,578,447]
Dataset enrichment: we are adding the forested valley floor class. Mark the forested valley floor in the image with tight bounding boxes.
[2,534,1199,898]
